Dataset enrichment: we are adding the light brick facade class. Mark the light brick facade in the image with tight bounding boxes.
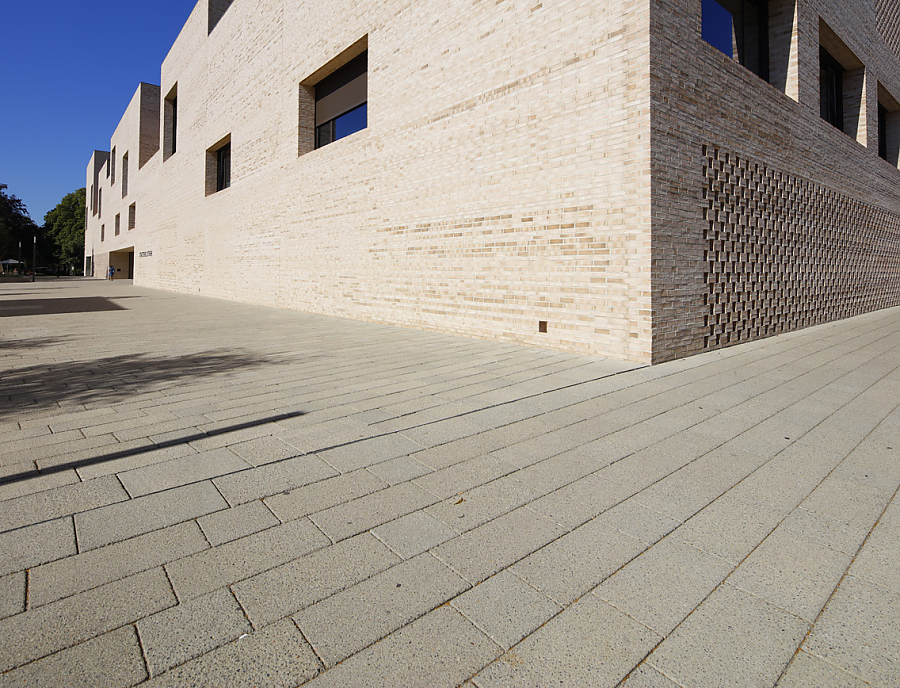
[85,0,900,363]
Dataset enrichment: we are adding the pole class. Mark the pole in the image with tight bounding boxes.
[18,241,21,263]
[32,236,36,282]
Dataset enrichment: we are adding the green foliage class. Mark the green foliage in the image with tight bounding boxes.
[0,183,39,263]
[43,188,86,268]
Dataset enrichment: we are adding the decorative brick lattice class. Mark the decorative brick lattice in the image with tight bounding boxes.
[876,0,900,64]
[702,146,900,349]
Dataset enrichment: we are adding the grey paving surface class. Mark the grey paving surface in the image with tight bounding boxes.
[1,278,898,687]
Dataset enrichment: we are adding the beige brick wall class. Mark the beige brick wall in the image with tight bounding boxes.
[87,0,654,362]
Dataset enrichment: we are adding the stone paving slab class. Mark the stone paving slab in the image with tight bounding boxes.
[1,279,899,687]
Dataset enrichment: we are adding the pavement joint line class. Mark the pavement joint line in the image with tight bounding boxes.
[293,617,328,672]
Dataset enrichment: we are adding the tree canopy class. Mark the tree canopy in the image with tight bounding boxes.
[43,188,86,268]
[0,183,39,262]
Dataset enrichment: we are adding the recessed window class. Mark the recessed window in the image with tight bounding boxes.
[205,135,232,196]
[217,143,231,191]
[702,0,769,81]
[101,224,105,242]
[314,51,368,149]
[819,48,844,130]
[208,0,235,34]
[115,214,120,237]
[98,188,102,218]
[128,203,136,230]
[122,152,129,198]
[164,85,178,160]
[878,84,900,166]
[111,147,116,185]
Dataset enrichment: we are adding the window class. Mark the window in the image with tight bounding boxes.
[880,103,888,160]
[819,47,844,130]
[208,0,234,34]
[90,185,94,214]
[878,84,900,166]
[115,214,120,237]
[101,224,105,242]
[122,152,129,198]
[111,147,116,185]
[129,203,136,230]
[98,188,102,218]
[206,135,232,196]
[314,51,368,149]
[702,0,769,81]
[164,85,178,160]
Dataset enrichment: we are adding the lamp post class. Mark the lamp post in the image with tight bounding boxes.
[32,236,36,283]
[18,241,21,263]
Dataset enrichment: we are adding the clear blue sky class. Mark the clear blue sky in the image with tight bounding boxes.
[0,1,197,224]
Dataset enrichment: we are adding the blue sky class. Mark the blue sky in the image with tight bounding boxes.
[0,1,197,224]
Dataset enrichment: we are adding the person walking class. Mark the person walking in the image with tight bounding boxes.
[108,265,115,280]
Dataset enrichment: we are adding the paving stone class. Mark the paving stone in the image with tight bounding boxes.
[413,455,517,500]
[165,518,330,601]
[800,476,891,528]
[473,595,661,688]
[75,481,228,551]
[776,650,871,688]
[596,499,679,545]
[29,521,209,608]
[0,567,175,673]
[295,552,469,667]
[595,536,733,634]
[224,435,302,466]
[0,572,25,621]
[0,625,147,688]
[729,527,852,621]
[366,455,432,484]
[426,476,542,534]
[197,500,280,546]
[432,507,566,585]
[450,570,561,650]
[371,509,457,559]
[263,469,388,521]
[213,454,338,505]
[138,588,252,676]
[620,664,682,687]
[648,584,809,688]
[310,482,438,542]
[314,433,424,472]
[803,576,900,688]
[141,618,321,688]
[675,491,783,563]
[778,506,871,557]
[0,517,76,577]
[0,475,128,531]
[303,605,498,688]
[511,517,648,605]
[0,468,79,502]
[75,442,198,481]
[233,533,400,627]
[117,447,250,497]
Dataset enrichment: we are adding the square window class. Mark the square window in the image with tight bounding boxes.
[205,135,232,196]
[307,49,368,151]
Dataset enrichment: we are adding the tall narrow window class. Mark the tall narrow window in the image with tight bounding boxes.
[98,188,102,218]
[164,85,178,160]
[111,147,116,184]
[115,214,120,237]
[702,0,769,81]
[128,203,136,230]
[90,184,94,214]
[217,143,231,191]
[314,51,368,148]
[820,47,844,131]
[880,104,889,160]
[121,152,129,198]
[101,224,105,242]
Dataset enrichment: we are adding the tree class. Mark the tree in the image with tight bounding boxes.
[43,188,86,269]
[0,183,39,264]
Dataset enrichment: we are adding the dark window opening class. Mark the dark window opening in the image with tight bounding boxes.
[171,97,178,154]
[820,47,844,131]
[98,188,102,218]
[879,104,888,161]
[128,203,136,230]
[101,224,105,242]
[702,0,769,81]
[122,152,129,198]
[164,88,178,160]
[111,147,116,184]
[216,143,231,191]
[115,214,120,237]
[315,51,368,149]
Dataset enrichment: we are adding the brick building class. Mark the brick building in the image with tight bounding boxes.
[85,0,900,363]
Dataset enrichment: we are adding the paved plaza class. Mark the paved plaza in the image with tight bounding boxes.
[0,279,898,687]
